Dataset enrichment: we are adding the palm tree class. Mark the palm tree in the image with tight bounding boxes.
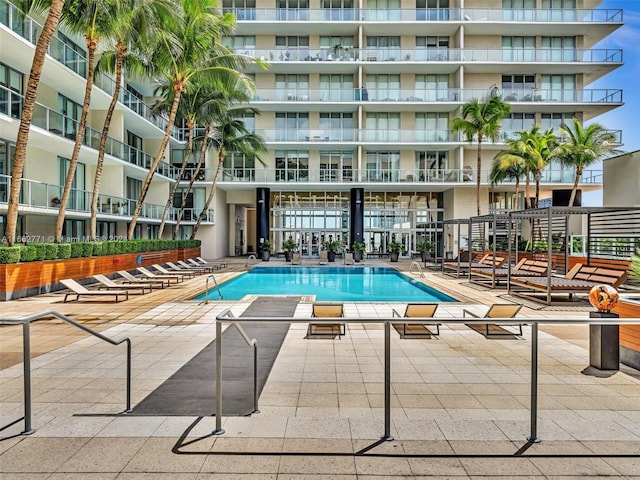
[558,118,620,207]
[520,126,558,208]
[54,0,120,241]
[126,0,255,240]
[191,110,267,238]
[88,0,175,240]
[451,96,511,216]
[490,149,527,210]
[5,0,65,246]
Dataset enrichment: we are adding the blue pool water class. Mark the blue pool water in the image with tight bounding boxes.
[192,267,457,302]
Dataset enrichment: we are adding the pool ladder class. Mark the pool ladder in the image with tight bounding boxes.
[409,261,425,278]
[205,274,223,303]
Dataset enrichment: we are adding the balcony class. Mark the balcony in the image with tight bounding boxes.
[0,85,178,179]
[0,0,179,139]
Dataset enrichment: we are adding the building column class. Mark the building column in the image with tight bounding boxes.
[350,187,364,249]
[256,188,270,248]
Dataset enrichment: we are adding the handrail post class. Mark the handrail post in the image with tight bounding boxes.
[22,321,35,435]
[213,318,224,435]
[125,339,132,412]
[253,343,259,414]
[382,320,393,441]
[528,322,540,443]
[205,276,210,304]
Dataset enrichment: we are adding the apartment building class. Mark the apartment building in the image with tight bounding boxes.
[0,0,625,260]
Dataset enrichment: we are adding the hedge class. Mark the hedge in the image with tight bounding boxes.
[0,239,201,264]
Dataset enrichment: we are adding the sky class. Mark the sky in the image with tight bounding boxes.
[580,0,639,204]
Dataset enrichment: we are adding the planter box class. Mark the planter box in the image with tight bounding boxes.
[0,247,201,301]
[612,298,640,371]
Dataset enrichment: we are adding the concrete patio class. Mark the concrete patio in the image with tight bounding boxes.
[1,258,639,479]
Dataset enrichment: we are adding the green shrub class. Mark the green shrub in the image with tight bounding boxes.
[43,243,58,260]
[32,243,48,261]
[93,242,104,256]
[70,243,83,258]
[82,242,94,257]
[57,243,71,259]
[0,247,21,264]
[20,245,37,262]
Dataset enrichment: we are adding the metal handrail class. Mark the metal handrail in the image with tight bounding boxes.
[0,310,132,435]
[213,311,259,435]
[214,310,640,442]
[409,261,425,278]
[205,274,223,304]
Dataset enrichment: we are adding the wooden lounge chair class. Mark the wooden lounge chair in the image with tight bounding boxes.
[165,261,209,274]
[442,250,474,276]
[392,303,440,336]
[463,303,523,336]
[60,278,129,303]
[118,270,169,288]
[510,263,628,299]
[176,260,215,273]
[471,258,548,286]
[308,303,345,337]
[467,254,506,269]
[137,267,183,284]
[92,274,151,294]
[152,264,197,279]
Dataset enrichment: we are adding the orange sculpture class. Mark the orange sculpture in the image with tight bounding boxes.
[589,284,619,313]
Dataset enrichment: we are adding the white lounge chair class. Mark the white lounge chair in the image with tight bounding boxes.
[118,270,169,288]
[92,274,151,294]
[60,278,128,303]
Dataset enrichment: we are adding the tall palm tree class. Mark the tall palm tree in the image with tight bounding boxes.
[558,118,620,207]
[5,0,65,246]
[88,0,175,240]
[126,0,255,240]
[54,0,119,241]
[451,96,511,216]
[191,111,267,238]
[490,149,527,210]
[520,126,558,208]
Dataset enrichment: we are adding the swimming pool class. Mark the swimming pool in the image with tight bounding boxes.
[192,267,457,302]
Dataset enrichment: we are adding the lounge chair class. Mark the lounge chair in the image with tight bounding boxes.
[165,261,209,274]
[118,270,169,288]
[152,264,198,279]
[442,250,474,277]
[308,303,345,337]
[137,266,183,284]
[463,303,523,336]
[59,278,129,303]
[318,250,328,265]
[509,263,628,301]
[176,260,215,273]
[470,258,548,287]
[344,253,354,265]
[195,256,228,268]
[291,252,302,265]
[187,258,223,270]
[392,303,440,336]
[92,274,151,294]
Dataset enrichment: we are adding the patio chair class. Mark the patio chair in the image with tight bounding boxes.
[470,258,548,286]
[318,250,328,265]
[117,270,170,288]
[308,303,345,337]
[196,256,228,268]
[165,261,208,274]
[137,266,183,284]
[152,264,198,279]
[176,259,215,273]
[463,303,524,337]
[291,252,303,265]
[344,252,355,265]
[92,274,151,294]
[392,303,440,337]
[187,258,224,270]
[59,278,129,303]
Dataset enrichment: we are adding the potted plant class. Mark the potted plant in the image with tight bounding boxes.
[324,240,342,262]
[282,238,298,262]
[416,239,433,263]
[387,240,404,262]
[352,241,366,262]
[260,240,273,262]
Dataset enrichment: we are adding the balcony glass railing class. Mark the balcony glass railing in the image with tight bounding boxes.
[242,47,622,64]
[224,7,621,23]
[251,88,622,104]
[1,85,178,179]
[217,167,601,185]
[0,0,178,138]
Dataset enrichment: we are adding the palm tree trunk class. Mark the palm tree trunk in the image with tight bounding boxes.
[174,125,210,239]
[535,171,541,209]
[191,147,223,239]
[476,135,482,216]
[5,0,64,246]
[158,120,195,237]
[54,38,97,242]
[90,41,126,240]
[524,168,532,209]
[568,168,582,207]
[127,89,182,240]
